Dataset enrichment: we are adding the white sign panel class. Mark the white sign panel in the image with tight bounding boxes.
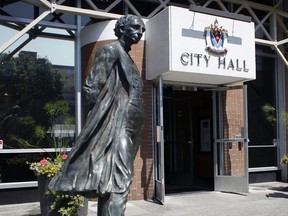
[146,6,256,85]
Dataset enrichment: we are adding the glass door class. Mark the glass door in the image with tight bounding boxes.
[153,76,165,204]
[213,85,249,193]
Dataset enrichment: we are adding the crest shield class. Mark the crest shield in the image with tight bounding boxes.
[205,19,228,55]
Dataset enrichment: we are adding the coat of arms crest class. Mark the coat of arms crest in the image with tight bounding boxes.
[205,19,228,55]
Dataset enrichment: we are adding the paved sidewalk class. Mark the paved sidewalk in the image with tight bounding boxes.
[0,182,288,216]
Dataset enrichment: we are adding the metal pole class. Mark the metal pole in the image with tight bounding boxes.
[75,0,82,136]
[212,91,218,177]
[158,75,165,204]
[243,85,249,191]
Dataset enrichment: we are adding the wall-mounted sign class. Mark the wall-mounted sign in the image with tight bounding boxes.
[146,6,256,85]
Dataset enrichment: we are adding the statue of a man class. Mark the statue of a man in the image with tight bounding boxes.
[48,15,146,216]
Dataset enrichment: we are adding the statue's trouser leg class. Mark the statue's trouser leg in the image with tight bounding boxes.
[97,189,129,216]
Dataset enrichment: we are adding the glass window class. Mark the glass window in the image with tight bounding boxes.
[247,52,276,145]
[0,25,75,184]
[246,47,277,168]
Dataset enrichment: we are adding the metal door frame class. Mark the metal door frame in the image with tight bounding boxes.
[152,76,165,204]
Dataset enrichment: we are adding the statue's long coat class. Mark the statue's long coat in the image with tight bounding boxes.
[48,40,144,197]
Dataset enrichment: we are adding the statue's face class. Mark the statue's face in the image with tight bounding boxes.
[122,17,145,45]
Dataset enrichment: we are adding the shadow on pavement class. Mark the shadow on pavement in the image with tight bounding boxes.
[268,186,288,192]
[266,192,288,199]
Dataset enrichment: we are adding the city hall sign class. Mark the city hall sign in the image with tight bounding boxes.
[180,19,249,73]
[146,6,256,85]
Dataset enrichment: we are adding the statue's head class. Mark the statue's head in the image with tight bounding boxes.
[114,15,145,45]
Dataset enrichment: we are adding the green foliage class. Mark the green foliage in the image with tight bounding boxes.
[19,116,36,126]
[0,52,64,148]
[280,112,288,128]
[2,100,74,149]
[261,104,276,125]
[281,154,288,165]
[48,191,84,216]
[0,53,81,214]
[29,154,85,215]
[42,100,73,149]
[65,116,74,125]
[34,126,46,140]
[262,103,288,127]
[262,103,288,165]
[9,136,37,148]
[0,52,63,104]
[27,100,79,213]
[44,100,69,126]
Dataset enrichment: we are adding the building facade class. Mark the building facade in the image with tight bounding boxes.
[0,0,287,204]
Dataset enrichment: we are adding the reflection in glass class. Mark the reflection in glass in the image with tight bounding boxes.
[0,152,60,183]
[0,51,75,149]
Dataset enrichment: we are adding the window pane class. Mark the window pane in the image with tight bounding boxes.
[247,54,276,146]
[0,152,60,183]
[248,147,278,168]
[0,27,75,150]
[1,153,38,182]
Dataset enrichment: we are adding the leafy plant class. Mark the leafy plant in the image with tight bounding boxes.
[41,100,74,149]
[26,100,81,214]
[28,153,85,215]
[262,103,288,164]
[281,154,288,165]
[8,100,74,149]
[48,191,85,216]
[261,104,277,125]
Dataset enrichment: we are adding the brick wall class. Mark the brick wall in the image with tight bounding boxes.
[81,40,154,200]
[221,85,245,176]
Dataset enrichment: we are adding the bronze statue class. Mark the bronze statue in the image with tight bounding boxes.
[48,15,146,216]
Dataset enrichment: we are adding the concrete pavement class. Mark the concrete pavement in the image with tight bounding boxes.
[0,182,288,216]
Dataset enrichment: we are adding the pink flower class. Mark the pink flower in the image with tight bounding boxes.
[40,159,48,165]
[61,154,68,160]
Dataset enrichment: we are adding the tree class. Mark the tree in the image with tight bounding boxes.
[0,52,64,148]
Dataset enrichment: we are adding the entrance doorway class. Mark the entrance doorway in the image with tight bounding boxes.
[153,79,249,203]
[163,85,214,193]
